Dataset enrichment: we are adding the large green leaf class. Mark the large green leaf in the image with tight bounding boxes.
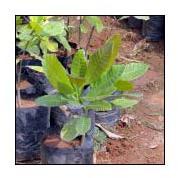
[75,116,91,135]
[35,94,71,107]
[43,21,65,36]
[111,98,138,108]
[43,54,74,95]
[86,34,121,83]
[118,63,149,81]
[61,116,91,142]
[71,49,87,78]
[85,16,103,32]
[115,80,134,91]
[85,100,112,111]
[60,118,79,142]
[86,64,125,98]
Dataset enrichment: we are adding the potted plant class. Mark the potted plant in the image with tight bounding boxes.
[16,15,71,162]
[35,34,148,164]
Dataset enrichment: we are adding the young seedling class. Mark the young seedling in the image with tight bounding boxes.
[36,34,149,143]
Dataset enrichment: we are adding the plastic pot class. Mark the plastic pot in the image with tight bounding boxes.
[16,59,42,67]
[42,108,95,164]
[50,105,85,128]
[19,83,46,99]
[41,127,93,164]
[21,67,54,95]
[16,106,50,161]
[128,16,143,29]
[57,56,72,71]
[142,16,165,41]
[95,107,120,126]
[16,59,54,96]
[50,106,95,136]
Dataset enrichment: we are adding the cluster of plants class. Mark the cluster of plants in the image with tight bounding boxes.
[16,16,71,58]
[16,16,148,144]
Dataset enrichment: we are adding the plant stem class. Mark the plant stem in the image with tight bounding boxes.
[17,59,23,107]
[47,107,51,128]
[78,16,82,47]
[85,26,95,54]
[66,16,70,41]
[81,134,86,146]
[16,31,34,108]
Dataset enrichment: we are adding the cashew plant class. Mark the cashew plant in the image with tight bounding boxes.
[36,34,149,142]
[16,16,71,58]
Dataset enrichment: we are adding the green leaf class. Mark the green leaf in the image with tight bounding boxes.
[29,16,46,23]
[86,34,121,83]
[35,94,70,107]
[94,127,107,143]
[55,35,71,52]
[43,21,65,36]
[60,118,79,142]
[43,54,74,95]
[94,127,107,151]
[115,80,134,91]
[27,44,40,56]
[61,116,91,142]
[28,66,44,73]
[40,40,48,55]
[17,25,32,41]
[86,64,125,98]
[111,98,138,108]
[40,37,58,53]
[118,63,149,81]
[75,116,91,135]
[18,36,40,56]
[85,100,112,111]
[71,49,87,78]
[29,16,46,33]
[85,16,103,32]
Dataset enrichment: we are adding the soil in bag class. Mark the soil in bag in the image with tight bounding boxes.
[95,107,120,126]
[41,126,93,164]
[16,98,50,162]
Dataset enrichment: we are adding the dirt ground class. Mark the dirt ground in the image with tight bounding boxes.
[81,16,164,164]
[17,16,164,164]
[69,16,164,164]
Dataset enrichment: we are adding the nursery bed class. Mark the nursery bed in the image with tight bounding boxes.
[16,16,164,164]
